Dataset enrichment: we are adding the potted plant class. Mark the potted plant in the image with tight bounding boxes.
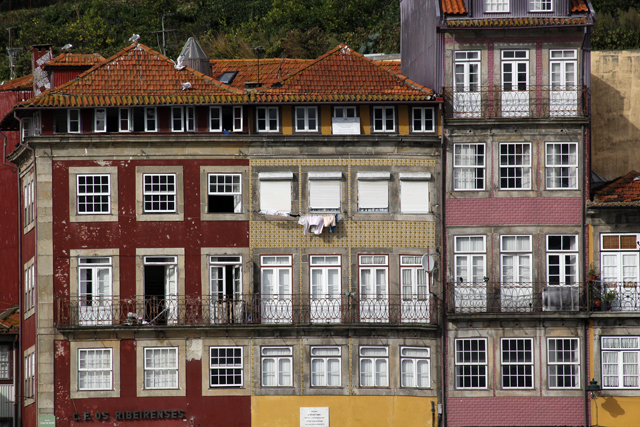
[587,264,599,282]
[588,266,602,311]
[602,289,617,310]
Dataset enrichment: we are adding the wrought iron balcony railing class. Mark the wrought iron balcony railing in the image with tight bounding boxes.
[447,282,588,314]
[55,294,438,327]
[592,281,640,312]
[443,85,589,119]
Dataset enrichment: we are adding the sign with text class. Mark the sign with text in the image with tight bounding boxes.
[300,407,329,427]
[332,118,361,135]
[39,415,55,427]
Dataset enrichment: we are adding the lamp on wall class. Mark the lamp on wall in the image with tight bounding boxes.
[586,378,602,399]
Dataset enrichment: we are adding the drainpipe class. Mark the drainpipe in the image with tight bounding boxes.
[1,128,21,427]
[439,101,446,427]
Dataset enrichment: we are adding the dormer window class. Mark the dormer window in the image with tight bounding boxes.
[119,108,132,132]
[145,107,157,132]
[171,107,184,132]
[256,107,279,133]
[68,109,81,133]
[530,0,552,12]
[485,0,509,13]
[94,109,106,133]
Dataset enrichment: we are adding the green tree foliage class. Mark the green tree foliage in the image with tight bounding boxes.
[591,1,640,50]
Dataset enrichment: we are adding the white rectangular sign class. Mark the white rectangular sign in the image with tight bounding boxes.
[332,117,361,135]
[300,407,329,427]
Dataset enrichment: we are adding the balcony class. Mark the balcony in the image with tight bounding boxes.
[55,294,438,327]
[443,85,589,120]
[447,282,588,314]
[593,281,640,312]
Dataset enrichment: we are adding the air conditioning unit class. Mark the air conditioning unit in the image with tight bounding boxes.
[542,286,579,311]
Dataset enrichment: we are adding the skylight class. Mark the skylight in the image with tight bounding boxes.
[219,71,237,85]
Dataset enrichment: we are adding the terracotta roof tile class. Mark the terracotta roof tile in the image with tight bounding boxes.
[571,0,588,12]
[589,171,640,207]
[0,74,33,91]
[253,44,432,102]
[44,53,106,68]
[446,16,588,27]
[442,0,466,15]
[18,43,246,108]
[375,60,401,75]
[210,58,312,89]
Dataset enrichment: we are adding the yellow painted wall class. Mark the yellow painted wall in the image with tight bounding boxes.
[398,105,410,135]
[282,106,293,135]
[252,395,436,427]
[592,396,640,427]
[360,106,371,135]
[321,106,332,135]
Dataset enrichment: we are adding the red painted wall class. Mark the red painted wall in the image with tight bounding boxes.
[54,340,251,427]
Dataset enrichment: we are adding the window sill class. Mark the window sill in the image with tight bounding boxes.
[137,212,184,222]
[201,212,249,222]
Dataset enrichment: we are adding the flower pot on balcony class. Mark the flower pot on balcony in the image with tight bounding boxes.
[592,297,602,311]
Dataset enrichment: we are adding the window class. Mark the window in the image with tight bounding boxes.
[357,172,390,213]
[453,51,481,118]
[171,107,184,132]
[94,108,106,132]
[257,107,279,132]
[454,144,485,190]
[261,347,292,387]
[546,143,577,189]
[0,345,12,380]
[311,346,341,387]
[144,347,178,389]
[24,350,35,399]
[455,338,487,388]
[308,172,341,213]
[208,174,242,213]
[68,109,81,133]
[485,0,509,12]
[454,236,486,283]
[401,347,430,388]
[601,234,639,288]
[334,106,356,118]
[310,256,341,323]
[78,348,112,390]
[501,338,533,388]
[400,173,430,213]
[400,256,429,302]
[77,175,110,215]
[530,0,552,11]
[185,106,195,131]
[143,173,176,213]
[601,336,640,389]
[547,338,579,388]
[412,107,435,133]
[547,235,578,285]
[360,346,388,387]
[501,50,529,117]
[119,108,132,132]
[260,256,293,324]
[78,257,113,326]
[144,107,157,132]
[259,172,293,213]
[23,176,35,228]
[501,235,532,283]
[233,106,243,132]
[210,107,222,132]
[210,256,242,323]
[295,107,318,132]
[210,347,243,387]
[500,143,531,189]
[24,262,35,313]
[372,107,395,132]
[359,255,389,322]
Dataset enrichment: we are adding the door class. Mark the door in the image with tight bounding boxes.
[454,254,486,312]
[550,51,578,116]
[501,254,532,312]
[144,256,178,325]
[501,51,529,117]
[210,256,243,323]
[310,256,341,323]
[260,256,292,324]
[453,51,481,118]
[78,257,112,326]
[359,255,389,323]
[602,252,639,311]
[400,257,430,323]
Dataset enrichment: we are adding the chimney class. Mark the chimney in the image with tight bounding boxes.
[179,37,210,76]
[32,44,53,96]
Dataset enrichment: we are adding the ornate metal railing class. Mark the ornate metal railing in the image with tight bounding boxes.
[593,281,640,312]
[443,85,589,119]
[447,282,588,314]
[55,294,438,327]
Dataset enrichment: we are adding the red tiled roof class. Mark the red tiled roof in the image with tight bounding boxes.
[589,171,640,207]
[0,74,33,92]
[446,16,588,27]
[210,58,312,89]
[252,44,433,102]
[0,307,18,332]
[44,53,106,68]
[18,43,246,108]
[375,60,401,75]
[571,0,588,12]
[442,0,466,15]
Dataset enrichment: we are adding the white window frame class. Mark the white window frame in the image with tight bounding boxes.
[485,0,509,12]
[143,173,177,213]
[144,107,157,132]
[545,142,578,189]
[0,345,11,381]
[359,346,389,387]
[209,346,243,388]
[209,106,222,132]
[359,255,389,300]
[455,338,488,389]
[78,257,113,314]
[210,255,242,301]
[601,234,640,287]
[500,143,531,190]
[500,235,532,283]
[601,336,640,389]
[400,347,430,388]
[357,172,390,213]
[171,107,184,132]
[501,338,534,389]
[260,256,292,297]
[256,107,279,133]
[333,106,357,118]
[185,106,196,132]
[411,107,435,133]
[208,173,242,214]
[530,0,552,12]
[400,173,430,213]
[144,347,179,389]
[233,106,243,132]
[24,350,35,400]
[24,262,35,313]
[453,143,485,190]
[400,256,429,301]
[547,338,580,389]
[372,106,395,133]
[78,348,113,391]
[295,106,318,132]
[23,176,35,228]
[454,236,487,283]
[310,346,342,387]
[259,172,293,213]
[308,172,341,213]
[94,108,106,133]
[261,346,293,387]
[546,235,578,285]
[77,174,111,215]
[68,109,81,133]
[119,108,132,132]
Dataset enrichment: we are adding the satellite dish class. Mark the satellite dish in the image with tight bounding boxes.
[421,254,436,272]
